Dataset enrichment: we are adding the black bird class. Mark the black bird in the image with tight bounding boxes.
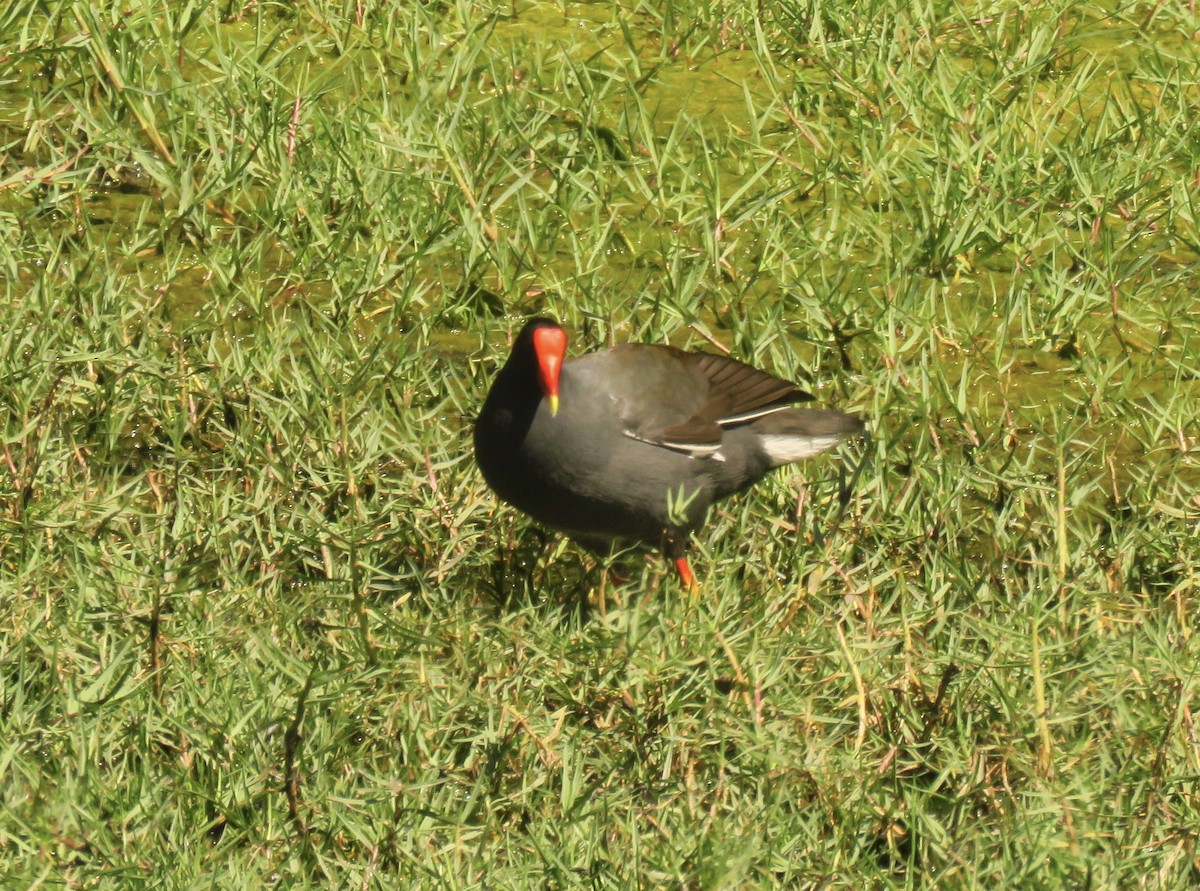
[473,318,863,586]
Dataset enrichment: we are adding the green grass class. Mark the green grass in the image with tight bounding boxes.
[2,0,1199,887]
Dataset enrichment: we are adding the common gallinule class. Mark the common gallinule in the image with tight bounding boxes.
[474,318,863,587]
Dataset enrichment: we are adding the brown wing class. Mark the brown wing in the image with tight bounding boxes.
[654,352,813,452]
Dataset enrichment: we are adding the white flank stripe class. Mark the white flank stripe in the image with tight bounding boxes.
[717,404,793,425]
[761,434,846,465]
[660,439,722,457]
